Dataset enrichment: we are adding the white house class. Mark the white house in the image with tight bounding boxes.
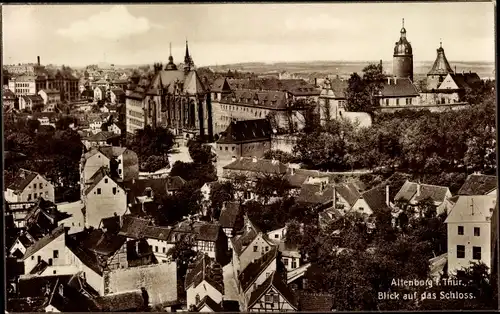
[239,247,279,308]
[185,254,224,311]
[90,118,104,134]
[37,89,61,112]
[218,201,244,248]
[5,169,55,203]
[94,86,106,101]
[247,271,297,312]
[394,180,453,216]
[350,185,392,218]
[231,217,277,275]
[56,201,85,235]
[445,195,497,275]
[8,231,35,258]
[22,225,68,275]
[83,167,127,228]
[107,122,122,135]
[81,146,139,185]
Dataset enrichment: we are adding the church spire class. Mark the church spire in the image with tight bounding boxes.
[165,42,177,71]
[184,39,194,72]
[400,18,406,38]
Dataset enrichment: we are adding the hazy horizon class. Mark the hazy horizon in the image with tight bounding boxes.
[3,3,495,67]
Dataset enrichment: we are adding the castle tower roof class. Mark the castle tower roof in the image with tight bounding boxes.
[165,42,178,71]
[393,18,412,56]
[428,41,454,76]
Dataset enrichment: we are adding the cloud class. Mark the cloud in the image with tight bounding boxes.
[56,5,163,41]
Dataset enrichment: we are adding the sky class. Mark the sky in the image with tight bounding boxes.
[2,3,495,67]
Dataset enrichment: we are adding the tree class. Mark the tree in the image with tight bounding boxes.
[208,181,234,221]
[170,161,217,187]
[263,150,297,164]
[284,219,302,246]
[26,119,41,134]
[345,72,370,112]
[127,126,175,172]
[167,236,197,288]
[253,173,293,204]
[187,138,215,164]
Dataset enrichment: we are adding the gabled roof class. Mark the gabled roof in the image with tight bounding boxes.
[327,78,348,98]
[110,88,125,96]
[296,183,334,205]
[23,225,66,260]
[379,78,419,97]
[3,88,16,99]
[428,45,454,76]
[196,296,224,312]
[98,146,127,159]
[447,72,482,90]
[6,168,40,192]
[210,77,231,93]
[217,119,272,144]
[65,236,104,275]
[394,180,450,203]
[94,291,145,311]
[336,183,362,207]
[87,131,119,142]
[220,89,288,109]
[173,220,223,242]
[142,226,172,241]
[239,246,278,292]
[185,253,224,294]
[457,174,497,195]
[21,95,44,102]
[446,195,496,224]
[124,176,186,201]
[118,215,152,239]
[81,229,126,256]
[247,271,297,310]
[17,274,73,298]
[84,167,115,195]
[360,185,391,213]
[297,292,334,311]
[219,202,244,229]
[223,157,288,174]
[231,217,263,256]
[184,70,206,94]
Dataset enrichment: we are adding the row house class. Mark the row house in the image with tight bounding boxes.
[3,88,16,109]
[19,94,44,111]
[216,119,273,162]
[4,168,55,203]
[376,77,421,110]
[218,201,245,249]
[394,180,453,216]
[8,75,37,96]
[185,253,224,311]
[123,176,186,205]
[38,89,61,112]
[247,271,297,312]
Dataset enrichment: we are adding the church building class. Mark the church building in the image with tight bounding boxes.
[125,41,213,141]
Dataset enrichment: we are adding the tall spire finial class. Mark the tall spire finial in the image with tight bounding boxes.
[440,39,442,48]
[169,42,172,56]
[402,18,404,28]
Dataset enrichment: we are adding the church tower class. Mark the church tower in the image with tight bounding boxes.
[393,18,413,82]
[165,42,178,71]
[426,41,454,90]
[183,40,195,72]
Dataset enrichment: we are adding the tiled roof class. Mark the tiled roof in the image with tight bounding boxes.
[124,176,186,201]
[6,168,39,192]
[336,183,362,207]
[174,220,222,242]
[457,174,497,195]
[184,70,206,94]
[3,88,16,99]
[231,225,259,256]
[84,167,112,195]
[428,46,454,76]
[110,88,125,96]
[247,271,297,310]
[327,78,348,98]
[23,225,66,259]
[82,229,126,256]
[297,292,334,311]
[448,73,482,90]
[196,296,224,312]
[217,119,272,144]
[65,236,104,275]
[379,78,419,97]
[142,226,172,241]
[118,215,152,239]
[185,253,224,294]
[87,131,119,142]
[210,77,231,93]
[22,95,44,102]
[100,216,121,234]
[220,89,288,109]
[394,180,449,203]
[361,185,391,213]
[239,246,278,292]
[17,274,73,298]
[40,88,60,95]
[95,291,145,311]
[223,157,288,174]
[98,146,127,159]
[296,183,334,205]
[29,260,49,275]
[445,195,496,223]
[219,202,244,229]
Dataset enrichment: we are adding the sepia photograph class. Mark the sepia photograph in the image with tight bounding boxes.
[2,2,497,312]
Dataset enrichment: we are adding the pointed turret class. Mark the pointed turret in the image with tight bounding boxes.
[165,42,178,71]
[428,41,454,76]
[184,40,195,72]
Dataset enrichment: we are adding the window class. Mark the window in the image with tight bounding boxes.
[34,193,37,199]
[155,246,158,252]
[225,146,228,151]
[105,178,108,184]
[283,258,288,266]
[53,250,59,258]
[385,99,389,106]
[112,187,117,195]
[39,183,43,189]
[457,245,465,259]
[38,256,41,263]
[48,258,53,266]
[292,260,297,269]
[273,295,279,303]
[53,270,57,275]
[265,295,272,303]
[163,247,166,253]
[253,246,258,252]
[45,191,48,197]
[265,246,269,252]
[253,283,257,290]
[474,227,480,237]
[232,146,235,151]
[162,260,167,263]
[458,226,464,235]
[28,194,32,201]
[220,147,222,151]
[396,99,399,106]
[266,272,270,278]
[31,256,34,260]
[97,188,101,195]
[473,247,481,260]
[274,234,279,239]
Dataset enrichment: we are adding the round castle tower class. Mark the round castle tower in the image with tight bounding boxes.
[393,18,413,82]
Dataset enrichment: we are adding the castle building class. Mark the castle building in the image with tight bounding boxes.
[393,19,413,82]
[125,41,213,141]
[426,42,455,91]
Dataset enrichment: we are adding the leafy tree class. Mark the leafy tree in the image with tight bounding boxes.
[263,150,297,164]
[26,119,41,134]
[208,181,234,221]
[345,72,370,112]
[253,173,293,204]
[170,161,217,187]
[285,219,302,246]
[187,138,215,164]
[127,126,175,172]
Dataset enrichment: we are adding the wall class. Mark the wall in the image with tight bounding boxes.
[393,55,413,81]
[83,152,110,183]
[24,232,66,274]
[267,228,287,243]
[126,97,145,134]
[57,201,85,235]
[85,176,127,228]
[350,198,373,216]
[105,262,178,306]
[270,135,298,154]
[9,238,28,256]
[249,286,296,312]
[216,140,271,161]
[146,238,174,263]
[378,95,420,108]
[239,234,275,273]
[282,253,300,272]
[187,280,223,309]
[17,175,55,203]
[447,222,491,275]
[243,261,277,300]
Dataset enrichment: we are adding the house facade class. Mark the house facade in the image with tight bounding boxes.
[19,95,44,111]
[247,272,297,312]
[445,195,497,275]
[94,86,106,101]
[5,169,55,203]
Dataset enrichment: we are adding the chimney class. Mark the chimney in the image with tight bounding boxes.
[37,56,40,66]
[333,184,337,209]
[314,78,318,87]
[416,182,421,197]
[386,185,390,206]
[231,156,236,162]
